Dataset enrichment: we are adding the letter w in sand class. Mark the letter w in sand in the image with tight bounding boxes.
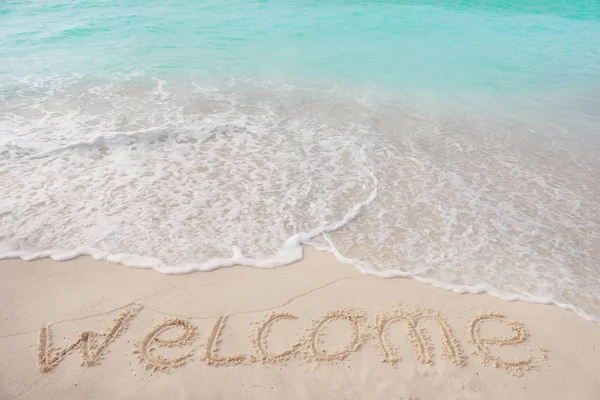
[37,304,142,372]
[375,306,466,367]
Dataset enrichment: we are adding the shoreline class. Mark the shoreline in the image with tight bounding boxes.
[1,247,599,399]
[3,242,598,323]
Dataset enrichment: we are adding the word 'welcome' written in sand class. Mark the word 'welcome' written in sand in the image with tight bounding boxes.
[37,304,547,376]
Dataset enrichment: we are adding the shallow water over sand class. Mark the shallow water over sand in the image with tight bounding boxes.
[1,1,599,319]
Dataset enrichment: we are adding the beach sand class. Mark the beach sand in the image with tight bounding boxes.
[1,246,599,400]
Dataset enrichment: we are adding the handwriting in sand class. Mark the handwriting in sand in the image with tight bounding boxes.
[37,304,547,376]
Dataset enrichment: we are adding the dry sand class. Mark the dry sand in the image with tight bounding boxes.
[1,247,599,400]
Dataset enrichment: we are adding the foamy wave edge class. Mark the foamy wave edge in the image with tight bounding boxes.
[4,242,596,323]
[4,242,598,324]
[310,235,599,323]
[2,159,597,323]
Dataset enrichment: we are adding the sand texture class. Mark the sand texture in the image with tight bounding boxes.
[1,247,599,400]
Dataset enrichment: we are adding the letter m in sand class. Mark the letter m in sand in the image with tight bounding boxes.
[375,307,466,367]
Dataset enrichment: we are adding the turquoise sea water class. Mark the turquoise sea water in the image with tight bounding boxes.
[3,1,600,97]
[1,1,600,319]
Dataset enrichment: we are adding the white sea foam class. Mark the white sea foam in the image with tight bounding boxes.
[1,75,599,321]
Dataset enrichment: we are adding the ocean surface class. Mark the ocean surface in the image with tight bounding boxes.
[1,0,599,320]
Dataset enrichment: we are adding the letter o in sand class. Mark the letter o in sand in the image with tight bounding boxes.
[305,309,369,362]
